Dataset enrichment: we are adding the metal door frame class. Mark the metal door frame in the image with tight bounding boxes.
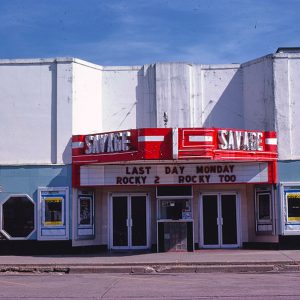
[199,192,240,249]
[109,193,150,250]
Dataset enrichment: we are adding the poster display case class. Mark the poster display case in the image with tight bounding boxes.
[280,183,300,235]
[37,187,69,240]
[77,192,94,238]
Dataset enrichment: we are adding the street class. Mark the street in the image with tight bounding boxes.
[0,272,300,299]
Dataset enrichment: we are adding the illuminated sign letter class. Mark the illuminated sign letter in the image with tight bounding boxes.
[218,130,228,149]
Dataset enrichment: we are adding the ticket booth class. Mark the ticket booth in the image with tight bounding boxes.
[156,186,194,252]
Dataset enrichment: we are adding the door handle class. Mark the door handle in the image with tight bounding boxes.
[126,219,133,227]
[217,218,223,225]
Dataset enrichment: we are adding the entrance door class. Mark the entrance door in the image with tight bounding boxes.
[110,194,149,250]
[200,193,239,248]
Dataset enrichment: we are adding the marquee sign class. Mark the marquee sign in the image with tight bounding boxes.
[84,131,131,154]
[72,127,277,164]
[79,162,271,186]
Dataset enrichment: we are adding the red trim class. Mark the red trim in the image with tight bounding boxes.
[268,161,277,184]
[72,127,277,165]
[72,164,80,188]
[265,131,278,153]
[137,128,173,160]
[78,181,274,188]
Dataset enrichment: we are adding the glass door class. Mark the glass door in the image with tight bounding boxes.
[202,195,219,247]
[221,194,238,246]
[112,196,128,248]
[131,196,147,247]
[200,193,239,248]
[111,194,149,250]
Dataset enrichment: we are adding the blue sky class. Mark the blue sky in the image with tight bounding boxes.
[0,0,299,65]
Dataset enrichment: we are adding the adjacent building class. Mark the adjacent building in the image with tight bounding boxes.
[0,49,300,253]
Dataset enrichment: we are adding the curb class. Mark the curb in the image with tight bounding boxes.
[1,263,300,274]
[67,264,288,274]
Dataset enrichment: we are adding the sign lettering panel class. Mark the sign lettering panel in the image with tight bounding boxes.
[80,163,269,186]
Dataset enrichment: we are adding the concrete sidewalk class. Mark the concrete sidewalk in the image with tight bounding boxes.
[1,249,300,274]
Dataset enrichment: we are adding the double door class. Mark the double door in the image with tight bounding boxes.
[200,193,239,248]
[110,194,149,250]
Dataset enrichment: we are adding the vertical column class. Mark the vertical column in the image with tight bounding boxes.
[155,63,192,128]
[56,61,73,164]
[273,56,292,159]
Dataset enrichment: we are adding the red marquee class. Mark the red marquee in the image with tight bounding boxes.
[72,127,277,164]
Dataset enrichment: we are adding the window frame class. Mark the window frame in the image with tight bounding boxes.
[156,186,193,221]
[256,191,272,223]
[42,195,65,227]
[279,182,300,235]
[0,194,36,240]
[77,192,95,228]
[254,186,274,235]
[37,187,69,241]
[285,190,300,224]
[157,198,193,220]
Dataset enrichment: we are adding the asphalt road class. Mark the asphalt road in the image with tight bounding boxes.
[0,272,300,299]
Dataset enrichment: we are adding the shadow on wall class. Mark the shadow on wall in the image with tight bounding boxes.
[203,69,244,129]
[62,137,72,164]
[126,63,273,131]
[136,65,157,128]
[205,62,275,131]
[135,64,245,129]
[0,166,69,199]
[49,62,72,165]
[49,62,58,164]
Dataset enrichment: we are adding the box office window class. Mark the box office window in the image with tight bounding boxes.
[157,186,193,220]
[156,186,193,220]
[158,198,192,220]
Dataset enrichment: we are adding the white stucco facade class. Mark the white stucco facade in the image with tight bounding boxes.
[1,52,300,164]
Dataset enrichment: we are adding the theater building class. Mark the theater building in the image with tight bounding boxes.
[0,48,300,252]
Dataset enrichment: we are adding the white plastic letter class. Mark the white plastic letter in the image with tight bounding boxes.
[218,130,228,149]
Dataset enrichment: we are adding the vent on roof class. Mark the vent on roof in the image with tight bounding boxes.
[276,47,300,53]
